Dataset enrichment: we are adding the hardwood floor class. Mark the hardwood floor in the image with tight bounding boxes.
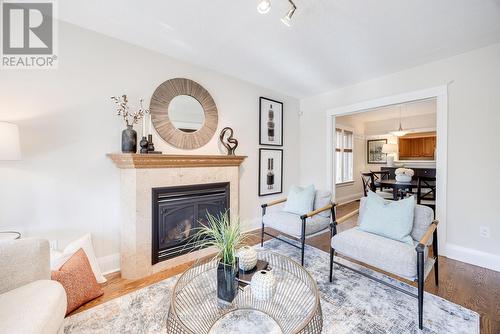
[72,201,500,333]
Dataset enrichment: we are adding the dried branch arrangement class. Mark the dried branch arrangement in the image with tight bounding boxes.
[111,94,149,127]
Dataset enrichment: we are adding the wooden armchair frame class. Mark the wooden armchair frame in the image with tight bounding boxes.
[329,209,439,330]
[261,198,336,266]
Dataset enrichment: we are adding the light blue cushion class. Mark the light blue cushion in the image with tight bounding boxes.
[283,185,316,215]
[358,191,415,245]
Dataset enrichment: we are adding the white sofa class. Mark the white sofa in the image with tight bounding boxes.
[0,238,67,334]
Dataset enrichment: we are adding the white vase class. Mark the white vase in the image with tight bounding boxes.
[238,246,257,272]
[251,269,276,301]
[396,174,412,183]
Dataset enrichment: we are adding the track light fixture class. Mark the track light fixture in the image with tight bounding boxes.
[257,0,297,26]
[257,0,271,14]
[281,1,297,27]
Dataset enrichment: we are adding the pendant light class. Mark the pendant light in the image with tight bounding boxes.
[390,105,409,137]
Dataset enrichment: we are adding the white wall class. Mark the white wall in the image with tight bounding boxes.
[0,22,301,273]
[300,43,500,271]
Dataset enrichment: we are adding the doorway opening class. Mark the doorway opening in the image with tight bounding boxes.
[325,86,448,254]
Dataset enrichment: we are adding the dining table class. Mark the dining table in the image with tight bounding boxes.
[375,179,418,200]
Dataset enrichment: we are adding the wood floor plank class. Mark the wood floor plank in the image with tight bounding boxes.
[70,200,500,334]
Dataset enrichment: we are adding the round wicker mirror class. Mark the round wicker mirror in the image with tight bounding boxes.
[150,78,218,150]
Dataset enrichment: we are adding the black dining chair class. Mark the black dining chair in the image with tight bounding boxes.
[361,172,393,199]
[417,176,436,213]
[370,170,391,192]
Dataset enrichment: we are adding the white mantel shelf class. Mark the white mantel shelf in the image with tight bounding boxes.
[106,153,247,169]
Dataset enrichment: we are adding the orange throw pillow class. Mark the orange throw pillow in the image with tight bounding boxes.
[51,248,104,315]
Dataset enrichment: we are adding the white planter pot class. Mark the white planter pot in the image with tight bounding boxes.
[238,246,257,272]
[396,174,412,183]
[251,269,276,301]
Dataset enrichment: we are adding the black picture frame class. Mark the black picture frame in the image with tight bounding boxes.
[367,139,388,164]
[258,148,283,196]
[259,97,283,146]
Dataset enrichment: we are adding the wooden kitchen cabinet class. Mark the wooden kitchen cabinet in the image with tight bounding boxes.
[398,133,436,160]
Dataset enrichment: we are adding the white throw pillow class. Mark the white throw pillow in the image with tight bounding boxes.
[314,190,332,218]
[51,234,106,283]
[283,185,316,215]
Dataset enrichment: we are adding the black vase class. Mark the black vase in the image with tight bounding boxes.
[121,125,137,153]
[217,260,238,305]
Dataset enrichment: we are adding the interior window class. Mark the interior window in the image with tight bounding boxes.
[335,128,354,184]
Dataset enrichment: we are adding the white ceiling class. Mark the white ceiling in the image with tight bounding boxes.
[58,0,500,98]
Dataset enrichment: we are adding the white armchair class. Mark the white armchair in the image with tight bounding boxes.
[329,198,439,330]
[0,238,67,334]
[261,190,334,266]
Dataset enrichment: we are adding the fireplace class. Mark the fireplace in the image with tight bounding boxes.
[152,182,230,264]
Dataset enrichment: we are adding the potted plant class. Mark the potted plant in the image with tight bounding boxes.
[194,211,244,305]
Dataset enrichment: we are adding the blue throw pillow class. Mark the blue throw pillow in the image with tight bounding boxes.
[358,191,415,245]
[283,185,316,215]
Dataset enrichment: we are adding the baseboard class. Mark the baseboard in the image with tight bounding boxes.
[335,192,363,206]
[98,253,120,275]
[445,243,500,272]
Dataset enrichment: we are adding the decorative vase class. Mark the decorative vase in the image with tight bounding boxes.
[251,269,276,301]
[217,260,239,305]
[396,174,412,183]
[121,125,137,153]
[139,136,148,154]
[237,246,257,272]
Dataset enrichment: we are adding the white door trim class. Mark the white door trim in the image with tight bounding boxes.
[325,85,448,255]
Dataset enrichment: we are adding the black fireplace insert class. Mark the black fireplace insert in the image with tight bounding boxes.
[152,182,230,264]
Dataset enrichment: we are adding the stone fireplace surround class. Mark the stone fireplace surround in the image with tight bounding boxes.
[107,154,246,280]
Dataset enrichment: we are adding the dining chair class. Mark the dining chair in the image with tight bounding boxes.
[370,170,391,192]
[417,176,436,213]
[361,172,393,199]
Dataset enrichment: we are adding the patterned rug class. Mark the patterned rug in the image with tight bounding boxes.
[64,238,479,333]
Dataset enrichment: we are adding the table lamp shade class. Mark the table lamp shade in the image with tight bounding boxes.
[382,143,397,154]
[0,122,21,160]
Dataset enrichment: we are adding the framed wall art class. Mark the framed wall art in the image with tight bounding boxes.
[259,97,283,146]
[367,139,388,164]
[258,148,283,196]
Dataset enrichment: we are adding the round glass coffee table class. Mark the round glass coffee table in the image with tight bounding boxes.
[167,251,322,334]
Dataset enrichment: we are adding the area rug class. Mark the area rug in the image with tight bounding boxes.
[64,238,479,333]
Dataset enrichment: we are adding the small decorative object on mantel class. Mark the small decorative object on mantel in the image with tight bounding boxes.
[219,127,239,155]
[237,245,257,272]
[138,113,161,154]
[111,95,149,153]
[395,168,414,183]
[146,134,162,154]
[194,211,242,305]
[139,136,148,154]
[251,268,277,301]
